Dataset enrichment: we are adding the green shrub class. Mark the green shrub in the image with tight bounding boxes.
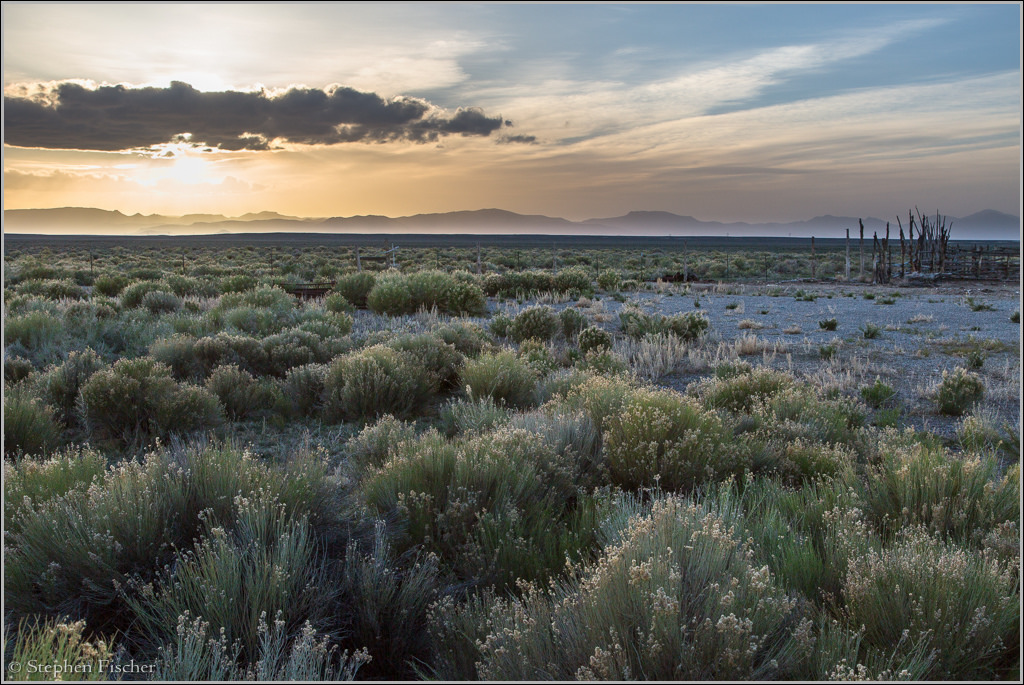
[818,317,838,331]
[1011,310,1020,324]
[819,343,838,360]
[4,310,63,351]
[219,273,257,293]
[3,391,62,458]
[604,387,737,491]
[434,321,488,357]
[861,322,882,339]
[150,334,201,379]
[344,414,418,473]
[558,306,588,339]
[964,348,985,369]
[80,357,222,446]
[553,373,636,432]
[442,493,803,680]
[128,494,334,662]
[489,313,512,338]
[577,325,612,354]
[280,363,329,418]
[860,377,896,409]
[459,350,538,409]
[323,346,432,422]
[363,428,598,589]
[4,447,108,534]
[935,367,984,416]
[120,280,163,308]
[333,272,376,308]
[5,355,35,384]
[510,306,559,343]
[366,274,414,315]
[323,292,354,314]
[34,348,106,428]
[692,366,794,414]
[619,305,709,341]
[860,434,1018,550]
[596,269,621,291]
[553,265,592,294]
[335,528,439,680]
[141,289,183,314]
[388,333,465,393]
[205,365,279,420]
[439,395,511,437]
[93,274,130,297]
[844,529,1019,679]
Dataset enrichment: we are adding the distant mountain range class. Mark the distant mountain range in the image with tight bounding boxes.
[4,207,1020,240]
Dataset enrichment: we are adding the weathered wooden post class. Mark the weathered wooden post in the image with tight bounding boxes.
[897,217,905,278]
[845,229,850,281]
[356,246,362,272]
[871,232,878,284]
[859,219,865,281]
[476,244,482,275]
[885,222,891,282]
[810,236,816,279]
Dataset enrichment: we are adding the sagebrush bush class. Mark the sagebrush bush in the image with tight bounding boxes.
[577,325,612,354]
[141,289,182,314]
[5,355,35,384]
[150,334,201,379]
[323,345,432,421]
[344,414,418,473]
[363,428,598,589]
[333,272,376,308]
[692,365,794,414]
[3,447,108,535]
[80,356,222,446]
[844,528,1019,679]
[439,395,510,437]
[553,372,637,432]
[458,350,538,409]
[510,306,559,343]
[93,274,129,297]
[34,348,106,429]
[604,387,738,491]
[860,377,896,409]
[935,366,985,416]
[120,280,164,309]
[323,291,354,314]
[860,433,1019,550]
[434,321,488,357]
[367,271,486,316]
[280,363,329,418]
[437,493,803,680]
[388,333,465,393]
[3,391,63,458]
[559,306,588,339]
[205,364,279,420]
[129,494,334,662]
[818,317,838,331]
[4,310,63,352]
[553,265,592,294]
[596,269,621,291]
[619,305,709,341]
[489,313,512,338]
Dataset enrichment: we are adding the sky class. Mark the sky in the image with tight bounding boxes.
[3,2,1021,225]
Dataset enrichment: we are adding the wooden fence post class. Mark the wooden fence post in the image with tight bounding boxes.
[810,236,816,279]
[845,229,850,281]
[356,246,362,272]
[859,219,865,281]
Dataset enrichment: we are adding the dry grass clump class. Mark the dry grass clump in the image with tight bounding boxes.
[690,365,795,414]
[459,349,539,409]
[737,318,764,330]
[934,366,985,416]
[613,332,688,381]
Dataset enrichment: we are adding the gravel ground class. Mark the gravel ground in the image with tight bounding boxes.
[523,279,1022,444]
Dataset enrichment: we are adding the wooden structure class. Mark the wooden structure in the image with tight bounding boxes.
[284,281,335,300]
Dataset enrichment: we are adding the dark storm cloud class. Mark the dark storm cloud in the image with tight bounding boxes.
[497,134,538,144]
[3,81,514,151]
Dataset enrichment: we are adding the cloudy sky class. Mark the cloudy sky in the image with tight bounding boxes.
[3,3,1020,223]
